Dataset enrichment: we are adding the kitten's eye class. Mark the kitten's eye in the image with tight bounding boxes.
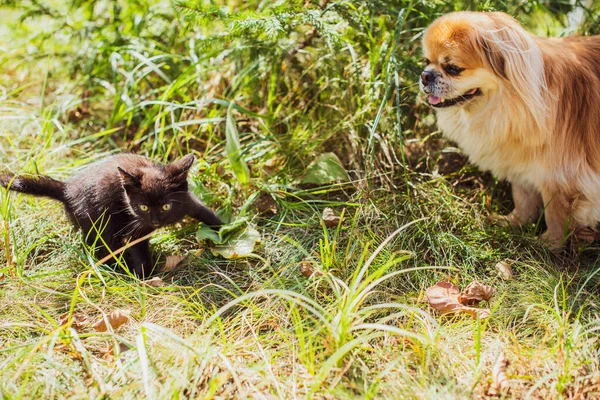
[423,58,430,65]
[443,64,465,76]
[162,203,171,211]
[140,205,149,212]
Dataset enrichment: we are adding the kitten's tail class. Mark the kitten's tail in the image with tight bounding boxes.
[0,174,66,202]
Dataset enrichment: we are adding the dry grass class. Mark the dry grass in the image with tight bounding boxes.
[2,1,600,399]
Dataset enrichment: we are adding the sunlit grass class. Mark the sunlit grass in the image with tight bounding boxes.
[1,0,600,398]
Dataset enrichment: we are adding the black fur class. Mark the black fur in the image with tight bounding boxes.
[0,154,222,277]
[0,175,65,202]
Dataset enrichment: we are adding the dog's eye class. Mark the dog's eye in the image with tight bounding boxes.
[443,64,465,76]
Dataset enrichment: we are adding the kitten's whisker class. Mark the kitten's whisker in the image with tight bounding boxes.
[116,220,138,236]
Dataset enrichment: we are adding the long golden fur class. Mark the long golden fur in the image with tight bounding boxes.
[420,11,600,249]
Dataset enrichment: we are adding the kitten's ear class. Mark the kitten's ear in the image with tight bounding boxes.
[118,167,141,187]
[168,154,195,178]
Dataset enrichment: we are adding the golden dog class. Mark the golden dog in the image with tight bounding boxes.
[420,11,600,249]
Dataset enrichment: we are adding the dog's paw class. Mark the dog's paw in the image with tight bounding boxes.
[538,231,564,251]
[488,213,521,227]
[572,227,596,247]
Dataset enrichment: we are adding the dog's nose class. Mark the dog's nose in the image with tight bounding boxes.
[421,70,435,85]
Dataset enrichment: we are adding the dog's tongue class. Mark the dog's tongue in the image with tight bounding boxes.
[428,96,441,105]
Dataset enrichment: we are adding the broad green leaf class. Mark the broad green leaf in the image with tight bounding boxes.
[218,217,249,239]
[196,217,260,260]
[211,225,261,259]
[226,104,250,185]
[301,152,349,185]
[196,225,222,244]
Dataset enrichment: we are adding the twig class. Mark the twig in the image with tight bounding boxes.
[92,232,155,269]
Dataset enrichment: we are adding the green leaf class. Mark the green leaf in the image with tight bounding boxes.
[301,152,349,185]
[196,225,222,244]
[196,217,261,259]
[218,217,249,239]
[226,104,250,185]
[212,225,261,259]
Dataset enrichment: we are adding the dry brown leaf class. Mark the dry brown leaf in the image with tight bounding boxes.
[255,192,278,215]
[425,281,491,319]
[462,307,491,319]
[459,281,494,306]
[142,276,165,287]
[300,260,322,278]
[163,255,185,272]
[496,261,513,281]
[52,343,83,360]
[263,158,280,176]
[322,208,341,228]
[425,281,463,314]
[101,342,130,362]
[93,309,131,332]
[59,312,90,332]
[488,353,510,396]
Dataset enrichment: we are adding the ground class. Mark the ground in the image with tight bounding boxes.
[1,1,600,399]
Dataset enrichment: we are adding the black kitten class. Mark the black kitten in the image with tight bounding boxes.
[0,154,222,277]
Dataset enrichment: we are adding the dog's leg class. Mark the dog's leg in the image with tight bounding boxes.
[568,197,597,246]
[539,188,572,250]
[491,183,542,226]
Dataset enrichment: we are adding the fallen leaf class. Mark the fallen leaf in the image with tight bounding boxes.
[488,353,510,396]
[59,312,90,332]
[458,281,494,306]
[101,342,130,362]
[142,277,165,287]
[163,255,185,271]
[212,225,261,259]
[425,281,491,319]
[263,158,279,176]
[196,224,222,243]
[425,281,463,314]
[53,343,83,360]
[300,259,322,278]
[496,261,513,280]
[471,308,491,319]
[301,153,349,185]
[255,192,278,215]
[93,309,131,332]
[322,208,341,228]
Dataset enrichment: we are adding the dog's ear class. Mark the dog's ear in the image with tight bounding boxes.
[477,32,507,79]
[474,13,548,132]
[475,13,541,84]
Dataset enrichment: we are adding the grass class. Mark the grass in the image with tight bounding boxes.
[1,0,600,398]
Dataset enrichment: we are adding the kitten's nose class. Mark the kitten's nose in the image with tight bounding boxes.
[421,70,435,85]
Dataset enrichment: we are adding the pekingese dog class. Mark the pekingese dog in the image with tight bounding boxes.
[420,11,600,249]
